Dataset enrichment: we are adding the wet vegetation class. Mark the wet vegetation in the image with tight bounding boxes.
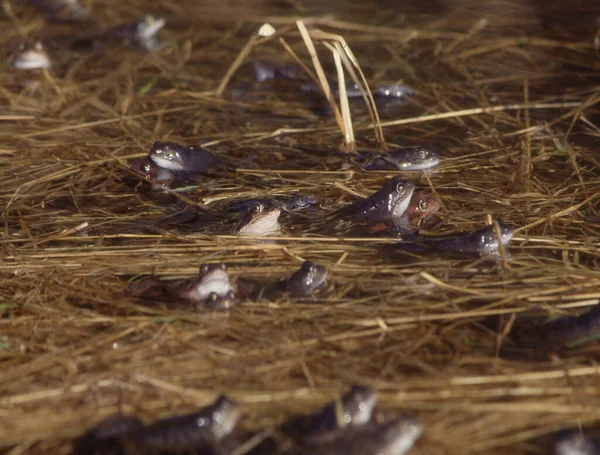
[1,0,600,453]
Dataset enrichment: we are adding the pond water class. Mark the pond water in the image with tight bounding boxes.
[0,0,599,454]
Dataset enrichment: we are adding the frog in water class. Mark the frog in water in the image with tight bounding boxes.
[73,14,165,52]
[301,81,414,102]
[130,141,221,189]
[283,385,377,443]
[509,303,600,353]
[129,263,237,310]
[342,177,415,223]
[27,0,88,22]
[338,83,415,101]
[276,261,328,297]
[399,219,514,256]
[108,14,165,50]
[367,191,440,236]
[130,157,176,188]
[360,146,440,172]
[555,429,600,455]
[172,264,234,306]
[252,60,307,83]
[542,304,600,348]
[401,191,441,228]
[373,84,415,99]
[73,414,143,455]
[227,194,318,213]
[149,141,219,173]
[75,395,241,455]
[234,203,282,237]
[430,219,514,255]
[10,42,52,70]
[124,395,241,453]
[300,415,422,455]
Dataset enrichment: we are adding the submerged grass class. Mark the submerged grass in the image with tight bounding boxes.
[1,0,600,454]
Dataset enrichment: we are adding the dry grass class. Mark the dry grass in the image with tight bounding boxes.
[1,0,600,454]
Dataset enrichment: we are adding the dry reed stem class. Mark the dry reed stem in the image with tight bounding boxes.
[327,42,355,151]
[295,20,346,137]
[309,29,387,150]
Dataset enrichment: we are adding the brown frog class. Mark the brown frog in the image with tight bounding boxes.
[401,191,441,228]
[367,191,440,235]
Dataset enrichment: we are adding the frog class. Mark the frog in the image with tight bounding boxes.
[130,157,176,188]
[73,414,143,455]
[555,429,600,455]
[73,15,165,52]
[234,203,282,237]
[283,385,377,443]
[129,264,237,310]
[125,395,241,453]
[73,395,241,454]
[427,219,514,255]
[10,42,51,70]
[109,14,166,51]
[398,219,514,256]
[227,194,318,213]
[204,291,238,310]
[27,0,88,22]
[148,141,219,173]
[342,177,416,223]
[276,261,328,297]
[367,191,440,236]
[299,415,422,455]
[360,146,440,172]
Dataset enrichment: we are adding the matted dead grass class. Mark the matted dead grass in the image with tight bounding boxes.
[1,0,600,454]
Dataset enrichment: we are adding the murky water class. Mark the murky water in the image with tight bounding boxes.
[1,0,599,454]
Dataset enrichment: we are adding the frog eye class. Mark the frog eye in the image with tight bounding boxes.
[395,183,406,196]
[251,204,263,213]
[200,265,209,274]
[228,291,236,299]
[418,149,428,159]
[219,264,227,271]
[196,417,210,427]
[418,199,429,211]
[207,293,219,302]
